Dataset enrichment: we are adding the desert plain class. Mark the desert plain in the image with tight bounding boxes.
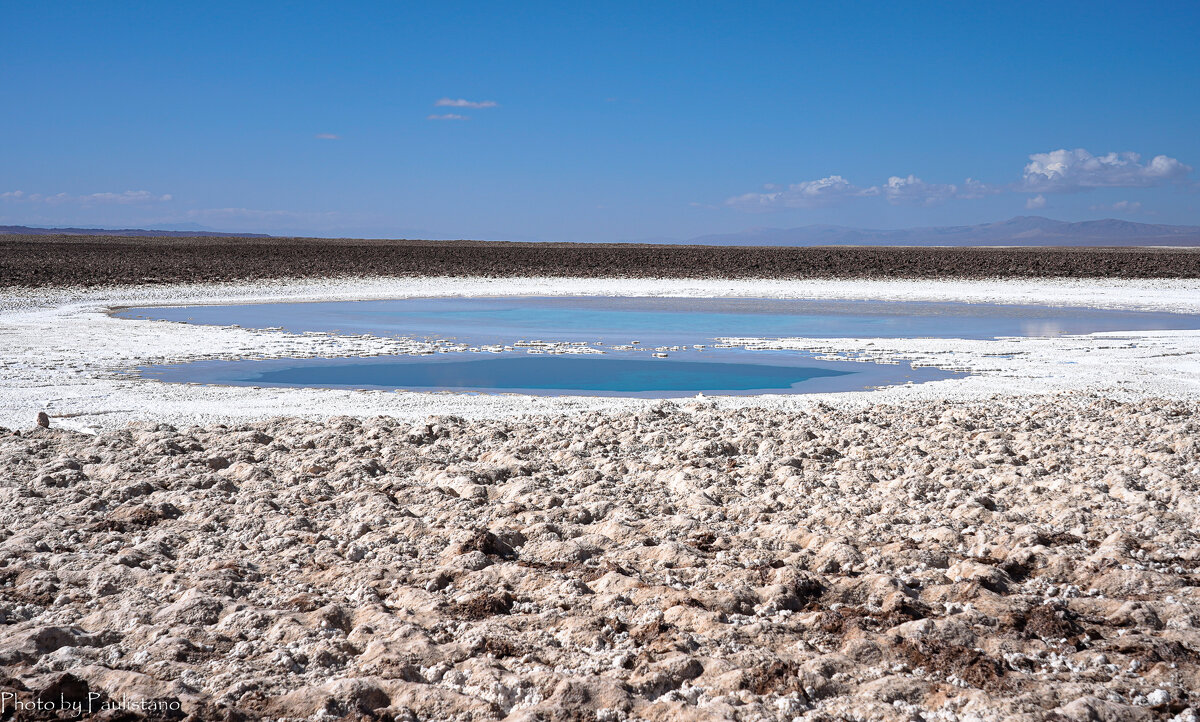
[0,239,1198,721]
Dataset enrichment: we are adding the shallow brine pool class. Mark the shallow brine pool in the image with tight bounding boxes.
[115,296,1200,397]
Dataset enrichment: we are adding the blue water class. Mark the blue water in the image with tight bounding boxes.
[140,350,959,397]
[114,296,1200,343]
[117,296,1200,397]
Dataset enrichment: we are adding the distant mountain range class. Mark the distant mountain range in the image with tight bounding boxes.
[3,216,1199,245]
[686,216,1200,246]
[0,224,272,238]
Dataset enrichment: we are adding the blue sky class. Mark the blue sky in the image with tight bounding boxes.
[2,1,1198,239]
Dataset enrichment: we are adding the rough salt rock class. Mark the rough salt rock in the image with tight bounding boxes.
[1053,695,1153,721]
[153,589,227,627]
[0,397,1197,721]
[0,626,104,666]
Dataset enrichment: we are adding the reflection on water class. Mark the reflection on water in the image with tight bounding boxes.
[118,296,1199,397]
[140,350,960,397]
[116,296,1200,344]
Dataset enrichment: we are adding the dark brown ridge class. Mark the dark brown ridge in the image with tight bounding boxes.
[4,234,1200,287]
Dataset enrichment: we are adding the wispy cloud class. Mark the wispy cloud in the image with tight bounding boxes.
[725,176,878,211]
[727,175,999,210]
[0,190,66,203]
[435,98,497,109]
[725,147,1192,211]
[0,194,374,236]
[427,113,468,121]
[87,191,173,204]
[1,190,173,205]
[314,133,340,140]
[1089,199,1144,214]
[883,175,964,207]
[1021,149,1191,192]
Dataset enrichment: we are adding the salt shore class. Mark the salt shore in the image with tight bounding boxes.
[1,398,1197,720]
[2,276,1200,432]
[1,276,1199,721]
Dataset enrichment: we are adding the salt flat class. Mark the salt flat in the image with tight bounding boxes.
[2,276,1200,721]
[2,276,1200,432]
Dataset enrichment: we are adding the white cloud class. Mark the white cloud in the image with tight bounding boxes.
[727,174,1000,210]
[85,191,172,204]
[435,98,498,109]
[427,113,468,121]
[1089,200,1144,214]
[1,190,172,205]
[1021,148,1191,192]
[725,175,878,210]
[314,133,340,140]
[956,178,997,199]
[883,175,962,206]
[1,190,68,204]
[725,147,1191,212]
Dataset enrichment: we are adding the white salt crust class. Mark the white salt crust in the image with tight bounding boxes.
[2,276,1199,432]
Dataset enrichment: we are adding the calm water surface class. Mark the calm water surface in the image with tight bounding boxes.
[118,297,1200,396]
[140,352,957,397]
[116,296,1200,342]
